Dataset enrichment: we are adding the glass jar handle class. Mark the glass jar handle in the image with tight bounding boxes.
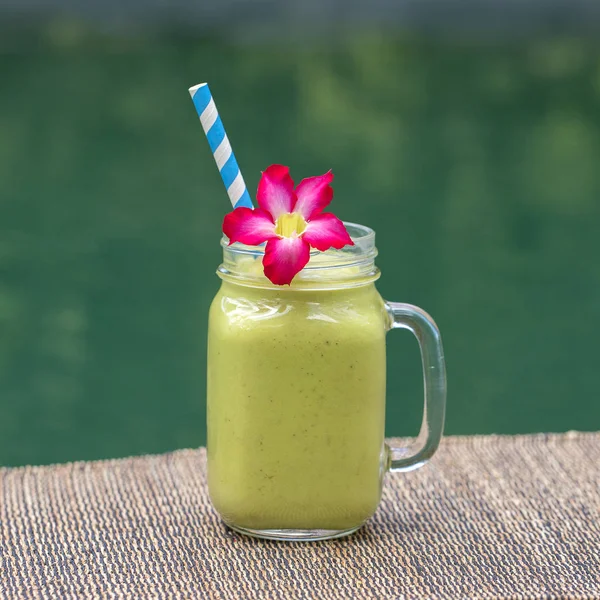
[384,302,447,472]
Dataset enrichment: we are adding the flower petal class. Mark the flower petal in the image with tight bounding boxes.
[257,165,296,219]
[263,236,310,285]
[303,213,354,251]
[294,171,334,220]
[222,208,276,246]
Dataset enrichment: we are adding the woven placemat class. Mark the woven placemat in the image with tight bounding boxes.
[1,432,599,599]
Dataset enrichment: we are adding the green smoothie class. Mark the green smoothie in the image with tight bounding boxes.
[207,279,387,532]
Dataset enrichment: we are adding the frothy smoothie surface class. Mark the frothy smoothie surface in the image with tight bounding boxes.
[207,278,387,531]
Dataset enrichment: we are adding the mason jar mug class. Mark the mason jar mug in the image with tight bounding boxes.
[207,223,446,541]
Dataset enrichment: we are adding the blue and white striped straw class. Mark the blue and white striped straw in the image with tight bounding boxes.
[189,83,254,210]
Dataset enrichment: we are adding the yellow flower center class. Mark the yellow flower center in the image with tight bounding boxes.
[275,213,307,238]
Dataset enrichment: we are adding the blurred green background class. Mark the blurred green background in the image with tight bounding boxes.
[1,10,600,466]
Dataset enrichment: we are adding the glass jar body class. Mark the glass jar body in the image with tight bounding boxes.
[207,280,388,540]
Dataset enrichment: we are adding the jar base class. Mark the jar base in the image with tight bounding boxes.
[227,524,362,542]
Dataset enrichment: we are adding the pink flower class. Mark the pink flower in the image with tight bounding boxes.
[223,165,354,285]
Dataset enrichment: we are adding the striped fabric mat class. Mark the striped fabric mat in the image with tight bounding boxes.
[1,432,599,599]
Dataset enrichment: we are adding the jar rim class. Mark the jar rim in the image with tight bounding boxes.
[219,221,379,289]
[221,221,376,260]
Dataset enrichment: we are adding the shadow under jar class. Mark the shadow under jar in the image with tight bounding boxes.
[207,223,446,541]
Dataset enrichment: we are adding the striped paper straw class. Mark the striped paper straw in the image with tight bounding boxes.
[189,83,254,210]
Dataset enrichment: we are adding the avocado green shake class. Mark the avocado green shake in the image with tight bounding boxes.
[186,100,448,539]
[206,222,447,541]
[208,277,387,533]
